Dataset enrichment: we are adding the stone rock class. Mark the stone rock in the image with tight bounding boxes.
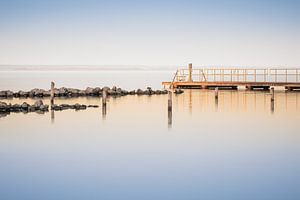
[129,90,136,95]
[88,105,99,108]
[6,90,14,98]
[21,102,29,110]
[34,100,43,108]
[0,90,14,98]
[0,102,9,111]
[136,89,144,95]
[39,105,49,111]
[102,86,110,91]
[11,104,21,111]
[51,104,62,111]
[85,87,94,95]
[19,91,29,97]
[58,87,68,96]
[30,88,45,97]
[0,91,6,97]
[92,87,101,95]
[174,89,184,94]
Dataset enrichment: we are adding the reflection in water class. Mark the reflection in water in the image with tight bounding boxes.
[215,97,218,112]
[271,100,275,114]
[50,98,55,124]
[188,89,192,114]
[102,103,107,120]
[168,109,172,129]
[168,91,172,128]
[51,110,55,123]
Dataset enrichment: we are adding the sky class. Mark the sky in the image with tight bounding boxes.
[0,0,299,67]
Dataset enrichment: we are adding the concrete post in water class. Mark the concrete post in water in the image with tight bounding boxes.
[188,63,193,82]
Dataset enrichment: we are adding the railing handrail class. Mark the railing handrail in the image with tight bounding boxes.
[173,67,300,83]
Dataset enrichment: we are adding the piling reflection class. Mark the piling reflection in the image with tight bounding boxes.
[50,96,55,124]
[215,97,218,111]
[168,109,172,129]
[168,91,172,128]
[102,103,107,120]
[179,89,300,115]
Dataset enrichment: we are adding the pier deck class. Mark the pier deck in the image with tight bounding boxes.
[162,64,300,91]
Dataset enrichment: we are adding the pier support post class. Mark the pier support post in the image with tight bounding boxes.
[188,63,193,82]
[271,87,275,102]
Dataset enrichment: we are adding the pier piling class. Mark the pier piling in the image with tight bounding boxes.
[271,87,275,102]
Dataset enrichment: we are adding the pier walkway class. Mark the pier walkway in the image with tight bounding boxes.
[162,64,300,91]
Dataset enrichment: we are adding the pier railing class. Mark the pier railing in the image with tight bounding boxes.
[174,68,300,83]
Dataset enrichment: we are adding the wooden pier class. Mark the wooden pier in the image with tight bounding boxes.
[162,64,300,91]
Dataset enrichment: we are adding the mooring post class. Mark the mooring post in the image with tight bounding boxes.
[215,87,219,100]
[50,81,55,106]
[188,63,193,82]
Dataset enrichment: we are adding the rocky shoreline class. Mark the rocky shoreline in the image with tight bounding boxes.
[0,100,99,116]
[0,86,169,98]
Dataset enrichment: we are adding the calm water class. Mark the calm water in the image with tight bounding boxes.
[0,71,300,200]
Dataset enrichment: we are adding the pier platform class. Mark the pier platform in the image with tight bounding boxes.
[162,64,300,91]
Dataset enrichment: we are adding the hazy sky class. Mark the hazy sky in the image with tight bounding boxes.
[0,0,299,66]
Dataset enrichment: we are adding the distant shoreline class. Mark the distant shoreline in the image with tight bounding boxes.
[0,65,177,72]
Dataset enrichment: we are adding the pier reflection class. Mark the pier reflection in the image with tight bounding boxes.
[177,89,300,115]
[168,109,172,129]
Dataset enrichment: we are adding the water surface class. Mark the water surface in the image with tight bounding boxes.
[0,71,299,200]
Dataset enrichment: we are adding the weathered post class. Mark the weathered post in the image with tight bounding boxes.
[50,81,55,106]
[188,63,193,82]
[168,90,172,128]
